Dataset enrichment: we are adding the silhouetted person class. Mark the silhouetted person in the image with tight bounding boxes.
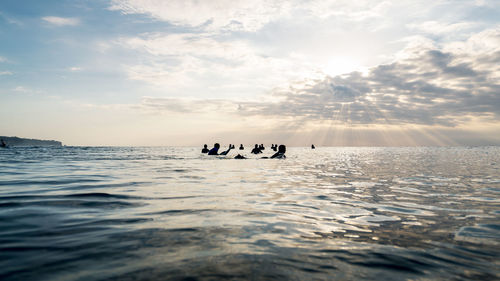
[208,143,220,155]
[239,144,244,150]
[311,144,315,149]
[259,144,265,150]
[271,145,286,159]
[234,154,246,159]
[230,144,235,149]
[251,144,262,154]
[201,144,209,153]
[208,143,232,155]
[0,139,6,148]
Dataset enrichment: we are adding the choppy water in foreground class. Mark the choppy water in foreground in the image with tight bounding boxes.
[0,146,499,280]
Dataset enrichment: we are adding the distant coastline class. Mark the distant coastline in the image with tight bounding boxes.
[0,136,62,147]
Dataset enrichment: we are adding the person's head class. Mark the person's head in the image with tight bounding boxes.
[214,143,220,149]
[204,144,207,148]
[278,145,286,153]
[240,144,243,146]
[254,144,258,148]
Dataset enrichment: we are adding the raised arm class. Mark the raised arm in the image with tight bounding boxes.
[219,147,232,155]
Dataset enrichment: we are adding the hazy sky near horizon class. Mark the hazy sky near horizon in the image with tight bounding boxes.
[1,0,499,146]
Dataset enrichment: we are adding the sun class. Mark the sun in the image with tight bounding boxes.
[322,56,361,77]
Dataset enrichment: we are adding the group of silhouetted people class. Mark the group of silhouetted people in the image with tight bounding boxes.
[202,143,234,154]
[201,143,286,159]
[201,143,233,156]
[251,144,262,154]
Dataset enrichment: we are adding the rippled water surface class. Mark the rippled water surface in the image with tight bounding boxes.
[1,146,499,280]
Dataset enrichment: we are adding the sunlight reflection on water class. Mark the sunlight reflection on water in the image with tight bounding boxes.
[0,146,499,280]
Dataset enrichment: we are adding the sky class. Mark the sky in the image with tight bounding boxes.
[0,0,499,146]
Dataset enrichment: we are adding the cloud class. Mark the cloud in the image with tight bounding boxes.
[407,21,479,37]
[109,0,290,32]
[116,32,316,92]
[12,86,42,94]
[0,11,23,26]
[236,28,500,127]
[298,0,391,21]
[42,16,80,26]
[109,0,395,32]
[68,66,83,72]
[134,27,500,129]
[133,97,238,114]
[13,86,30,93]
[108,1,500,97]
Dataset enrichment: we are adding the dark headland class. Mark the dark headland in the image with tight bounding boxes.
[0,136,62,147]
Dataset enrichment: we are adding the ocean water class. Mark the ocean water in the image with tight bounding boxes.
[0,146,499,280]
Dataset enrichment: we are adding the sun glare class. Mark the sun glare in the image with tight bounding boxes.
[322,57,361,76]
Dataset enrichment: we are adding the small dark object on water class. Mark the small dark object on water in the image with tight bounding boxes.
[251,144,262,154]
[201,144,209,153]
[208,143,233,155]
[208,143,220,155]
[311,144,315,149]
[271,144,286,158]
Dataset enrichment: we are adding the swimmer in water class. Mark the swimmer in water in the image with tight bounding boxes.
[236,144,286,159]
[208,143,232,155]
[270,144,286,158]
[260,144,286,159]
[251,144,262,154]
[239,144,244,150]
[201,144,209,153]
